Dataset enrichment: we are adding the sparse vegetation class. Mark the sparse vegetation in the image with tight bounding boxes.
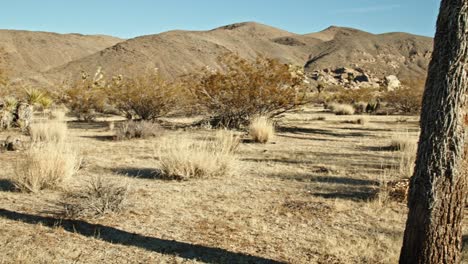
[60,176,129,218]
[187,54,307,128]
[63,69,108,121]
[108,71,181,120]
[249,116,275,143]
[29,121,68,143]
[388,136,417,152]
[24,88,53,110]
[115,120,161,140]
[383,79,425,114]
[157,132,239,180]
[48,109,67,121]
[330,103,355,115]
[13,142,80,193]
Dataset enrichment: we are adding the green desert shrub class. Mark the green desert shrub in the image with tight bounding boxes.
[107,71,182,120]
[186,53,308,128]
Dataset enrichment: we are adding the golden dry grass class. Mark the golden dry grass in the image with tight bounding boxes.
[156,130,239,180]
[249,116,275,143]
[330,103,356,115]
[48,109,66,121]
[29,121,68,143]
[12,142,80,193]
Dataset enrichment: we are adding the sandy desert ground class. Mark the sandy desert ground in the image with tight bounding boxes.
[1,106,467,264]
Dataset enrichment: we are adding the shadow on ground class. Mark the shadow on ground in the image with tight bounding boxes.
[80,135,116,141]
[0,179,15,192]
[310,188,378,202]
[0,208,284,264]
[276,125,372,138]
[312,176,379,186]
[67,121,110,130]
[112,167,161,179]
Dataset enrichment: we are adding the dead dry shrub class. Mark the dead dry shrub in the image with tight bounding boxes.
[108,71,181,120]
[115,120,161,140]
[157,131,239,180]
[186,54,307,128]
[59,176,129,218]
[29,121,68,143]
[249,116,275,143]
[13,142,81,193]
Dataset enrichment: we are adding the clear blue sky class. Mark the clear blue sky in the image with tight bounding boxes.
[1,0,440,39]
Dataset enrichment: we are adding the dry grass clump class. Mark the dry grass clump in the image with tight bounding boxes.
[157,131,239,180]
[249,116,275,143]
[29,121,68,143]
[388,134,417,177]
[115,120,160,140]
[331,104,355,115]
[60,176,129,218]
[388,137,417,152]
[13,143,81,193]
[48,109,66,121]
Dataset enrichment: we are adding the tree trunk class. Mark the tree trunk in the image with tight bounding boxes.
[399,0,468,263]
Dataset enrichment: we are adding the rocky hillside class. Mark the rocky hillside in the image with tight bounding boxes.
[0,30,122,85]
[0,23,433,86]
[304,26,433,81]
[45,22,323,83]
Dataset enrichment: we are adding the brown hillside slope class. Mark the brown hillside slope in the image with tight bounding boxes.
[1,23,433,85]
[0,30,122,85]
[46,22,323,82]
[304,26,433,80]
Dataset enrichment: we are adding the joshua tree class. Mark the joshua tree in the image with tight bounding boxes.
[399,0,468,263]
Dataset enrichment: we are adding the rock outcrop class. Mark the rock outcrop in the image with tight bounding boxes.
[308,67,400,90]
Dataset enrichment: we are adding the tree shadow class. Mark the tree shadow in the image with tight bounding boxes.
[0,208,284,264]
[80,135,116,141]
[359,145,397,152]
[0,179,15,192]
[310,187,378,202]
[276,125,371,138]
[312,176,379,186]
[112,167,161,179]
[463,235,468,250]
[67,121,110,130]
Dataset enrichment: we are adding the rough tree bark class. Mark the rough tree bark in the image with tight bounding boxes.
[400,0,468,263]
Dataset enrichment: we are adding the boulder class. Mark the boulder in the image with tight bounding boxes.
[384,75,401,91]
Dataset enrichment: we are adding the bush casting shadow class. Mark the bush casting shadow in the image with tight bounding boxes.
[0,208,284,264]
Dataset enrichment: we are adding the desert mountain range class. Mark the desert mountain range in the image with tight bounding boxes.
[0,22,433,87]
